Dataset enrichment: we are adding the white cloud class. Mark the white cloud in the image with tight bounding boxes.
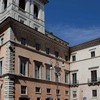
[46,24,100,46]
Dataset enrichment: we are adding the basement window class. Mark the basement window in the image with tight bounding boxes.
[19,0,26,11]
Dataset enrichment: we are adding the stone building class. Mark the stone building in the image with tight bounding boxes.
[70,39,100,100]
[0,0,70,100]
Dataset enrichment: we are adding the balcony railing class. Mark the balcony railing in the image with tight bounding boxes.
[70,80,79,87]
[88,77,100,85]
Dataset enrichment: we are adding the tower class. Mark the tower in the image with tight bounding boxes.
[0,0,48,34]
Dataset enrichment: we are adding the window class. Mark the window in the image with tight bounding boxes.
[65,72,69,83]
[47,88,51,94]
[91,51,95,58]
[73,91,77,98]
[35,87,41,93]
[34,27,38,31]
[46,64,51,81]
[55,68,61,82]
[92,90,97,97]
[3,0,7,10]
[20,19,24,24]
[65,91,69,95]
[19,0,26,11]
[56,89,60,95]
[35,61,42,79]
[65,55,68,61]
[46,48,50,54]
[36,43,40,51]
[55,51,59,58]
[34,4,39,19]
[72,73,77,84]
[21,86,27,95]
[20,58,28,76]
[21,37,26,45]
[0,61,2,75]
[91,70,97,82]
[0,37,3,46]
[37,97,41,100]
[72,55,76,61]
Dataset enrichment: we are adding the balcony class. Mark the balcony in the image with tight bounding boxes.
[70,80,79,87]
[88,77,100,86]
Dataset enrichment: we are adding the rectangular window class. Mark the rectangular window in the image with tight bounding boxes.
[21,86,27,95]
[21,37,26,45]
[65,55,68,61]
[47,88,51,94]
[46,65,51,81]
[35,61,42,79]
[55,68,61,82]
[72,55,76,61]
[19,0,26,11]
[65,72,69,83]
[91,70,97,82]
[34,27,38,31]
[72,73,77,84]
[56,89,60,95]
[37,97,41,100]
[20,58,28,76]
[92,90,97,97]
[91,51,95,58]
[46,48,50,54]
[35,87,41,93]
[0,61,2,75]
[36,43,40,51]
[55,51,59,58]
[20,19,24,24]
[73,91,77,98]
[65,91,69,95]
[0,37,3,46]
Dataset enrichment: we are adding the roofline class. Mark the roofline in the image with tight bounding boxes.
[70,38,100,52]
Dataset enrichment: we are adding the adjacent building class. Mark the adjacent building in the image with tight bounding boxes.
[70,39,100,100]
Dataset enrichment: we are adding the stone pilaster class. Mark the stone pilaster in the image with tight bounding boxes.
[4,41,15,100]
[4,76,15,100]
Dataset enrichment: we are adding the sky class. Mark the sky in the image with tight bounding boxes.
[45,0,100,46]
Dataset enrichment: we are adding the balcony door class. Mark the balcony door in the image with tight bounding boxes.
[91,70,97,82]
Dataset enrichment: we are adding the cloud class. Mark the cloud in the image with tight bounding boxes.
[46,24,100,46]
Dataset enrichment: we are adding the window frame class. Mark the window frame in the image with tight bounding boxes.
[72,55,76,61]
[46,48,50,54]
[21,85,27,95]
[46,88,51,94]
[21,37,26,45]
[0,60,3,75]
[34,61,42,79]
[91,51,95,58]
[46,64,52,81]
[91,70,97,82]
[35,43,40,51]
[35,87,41,93]
[19,57,28,76]
[92,90,97,97]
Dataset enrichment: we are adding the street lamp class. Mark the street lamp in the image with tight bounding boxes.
[50,60,61,100]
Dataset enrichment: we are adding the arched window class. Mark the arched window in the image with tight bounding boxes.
[34,4,39,19]
[19,0,26,11]
[3,0,7,10]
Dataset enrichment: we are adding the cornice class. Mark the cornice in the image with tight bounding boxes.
[70,38,100,52]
